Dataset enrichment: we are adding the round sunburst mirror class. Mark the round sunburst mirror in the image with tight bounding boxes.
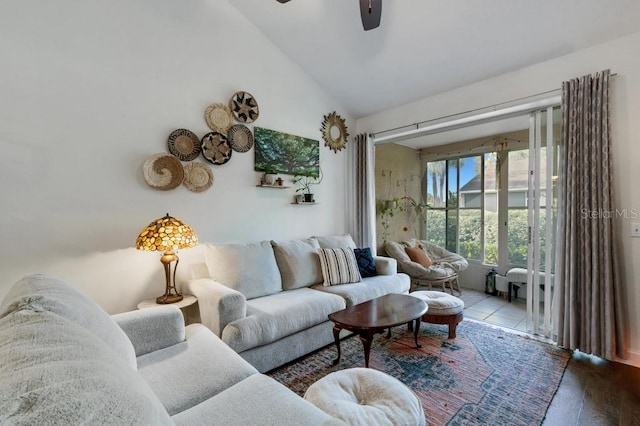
[321,111,349,153]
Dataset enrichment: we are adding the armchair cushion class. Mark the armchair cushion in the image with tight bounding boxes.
[404,246,433,268]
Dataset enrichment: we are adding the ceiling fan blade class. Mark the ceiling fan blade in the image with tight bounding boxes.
[360,0,382,31]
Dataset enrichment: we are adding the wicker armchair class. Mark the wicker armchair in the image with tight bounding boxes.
[385,239,468,294]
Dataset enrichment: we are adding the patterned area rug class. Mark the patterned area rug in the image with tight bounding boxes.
[267,320,570,425]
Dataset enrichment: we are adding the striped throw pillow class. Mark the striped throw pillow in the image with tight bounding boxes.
[318,247,362,286]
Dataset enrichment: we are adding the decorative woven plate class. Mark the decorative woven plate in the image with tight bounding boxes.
[230,91,259,123]
[204,103,234,132]
[201,132,232,165]
[142,153,184,190]
[228,124,254,153]
[183,162,214,193]
[167,129,201,161]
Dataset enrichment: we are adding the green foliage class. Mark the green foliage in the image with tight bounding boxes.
[293,167,323,194]
[426,209,528,266]
[377,196,429,243]
[254,127,320,176]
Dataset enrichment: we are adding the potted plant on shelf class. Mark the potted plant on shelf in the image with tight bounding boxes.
[261,168,277,186]
[293,168,323,203]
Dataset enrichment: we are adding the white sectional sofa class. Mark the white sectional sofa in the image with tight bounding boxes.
[0,274,343,425]
[184,234,410,373]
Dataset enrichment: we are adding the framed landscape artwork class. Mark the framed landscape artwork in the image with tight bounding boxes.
[254,127,320,177]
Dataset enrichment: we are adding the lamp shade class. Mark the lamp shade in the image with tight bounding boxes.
[136,213,198,252]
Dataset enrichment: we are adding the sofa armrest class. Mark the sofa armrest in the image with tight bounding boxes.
[374,256,397,276]
[183,278,246,337]
[112,306,185,357]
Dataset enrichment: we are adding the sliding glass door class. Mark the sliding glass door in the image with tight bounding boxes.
[526,106,560,337]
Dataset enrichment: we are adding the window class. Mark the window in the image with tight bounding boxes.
[426,154,497,264]
[426,148,551,268]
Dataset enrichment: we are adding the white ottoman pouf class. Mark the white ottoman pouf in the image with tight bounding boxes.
[409,291,464,339]
[304,368,425,426]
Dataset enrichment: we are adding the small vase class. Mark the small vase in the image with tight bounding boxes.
[303,193,314,203]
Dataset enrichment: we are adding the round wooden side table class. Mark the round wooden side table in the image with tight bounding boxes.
[137,295,198,325]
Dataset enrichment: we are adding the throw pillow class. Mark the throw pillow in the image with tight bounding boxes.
[318,247,362,286]
[353,247,377,278]
[405,246,433,268]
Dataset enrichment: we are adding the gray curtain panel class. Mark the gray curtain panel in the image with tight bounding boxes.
[554,69,626,360]
[353,133,377,253]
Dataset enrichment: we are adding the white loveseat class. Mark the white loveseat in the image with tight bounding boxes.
[184,234,410,373]
[0,274,343,425]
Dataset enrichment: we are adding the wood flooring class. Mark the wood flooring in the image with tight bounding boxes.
[543,351,640,425]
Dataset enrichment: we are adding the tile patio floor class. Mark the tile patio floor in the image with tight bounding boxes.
[457,287,529,332]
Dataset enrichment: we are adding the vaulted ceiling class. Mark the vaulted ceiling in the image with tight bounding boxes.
[229,0,640,118]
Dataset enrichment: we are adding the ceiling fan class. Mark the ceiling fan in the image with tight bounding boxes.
[276,0,382,31]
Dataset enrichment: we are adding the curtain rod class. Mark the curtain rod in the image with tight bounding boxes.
[371,73,617,145]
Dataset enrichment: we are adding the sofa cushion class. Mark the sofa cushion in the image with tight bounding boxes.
[172,374,344,426]
[0,309,171,425]
[205,241,282,300]
[222,288,345,353]
[312,273,410,307]
[137,323,258,416]
[271,238,323,290]
[314,233,357,249]
[354,247,377,278]
[0,274,136,370]
[318,248,362,286]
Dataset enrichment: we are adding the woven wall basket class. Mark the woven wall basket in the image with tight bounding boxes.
[204,103,234,133]
[228,124,254,153]
[183,162,214,193]
[168,128,201,161]
[142,153,184,190]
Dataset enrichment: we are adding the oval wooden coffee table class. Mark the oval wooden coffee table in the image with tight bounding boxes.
[328,293,428,368]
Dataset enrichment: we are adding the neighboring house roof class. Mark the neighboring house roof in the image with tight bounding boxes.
[459,158,531,193]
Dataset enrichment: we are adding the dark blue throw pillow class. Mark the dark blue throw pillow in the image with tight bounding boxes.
[354,247,377,278]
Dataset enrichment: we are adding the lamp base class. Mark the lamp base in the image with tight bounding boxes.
[156,293,183,304]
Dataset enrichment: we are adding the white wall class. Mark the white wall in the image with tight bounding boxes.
[0,0,353,313]
[358,32,640,365]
